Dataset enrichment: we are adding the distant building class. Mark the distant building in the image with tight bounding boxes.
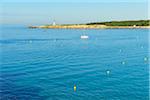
[133,25,136,27]
[52,21,56,26]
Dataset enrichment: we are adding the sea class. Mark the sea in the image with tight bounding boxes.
[0,25,149,100]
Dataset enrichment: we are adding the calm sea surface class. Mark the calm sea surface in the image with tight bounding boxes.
[0,25,149,100]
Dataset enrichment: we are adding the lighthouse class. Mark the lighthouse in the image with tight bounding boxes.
[52,21,56,26]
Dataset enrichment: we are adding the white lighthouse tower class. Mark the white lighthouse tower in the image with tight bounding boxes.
[52,21,56,26]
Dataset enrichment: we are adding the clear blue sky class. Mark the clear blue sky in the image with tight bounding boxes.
[0,0,149,25]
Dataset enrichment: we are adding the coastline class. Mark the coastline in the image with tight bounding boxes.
[29,25,150,29]
[29,20,150,29]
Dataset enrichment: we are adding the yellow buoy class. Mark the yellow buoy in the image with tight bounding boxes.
[74,85,76,92]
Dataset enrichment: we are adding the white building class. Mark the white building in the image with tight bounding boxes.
[52,21,56,26]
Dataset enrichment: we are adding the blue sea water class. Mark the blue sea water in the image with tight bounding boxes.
[0,25,149,100]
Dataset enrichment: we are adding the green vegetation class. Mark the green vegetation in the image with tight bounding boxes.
[86,20,150,26]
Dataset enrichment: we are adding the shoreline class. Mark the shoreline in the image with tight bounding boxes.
[29,25,150,29]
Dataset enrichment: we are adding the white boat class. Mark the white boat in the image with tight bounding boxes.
[80,35,89,39]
